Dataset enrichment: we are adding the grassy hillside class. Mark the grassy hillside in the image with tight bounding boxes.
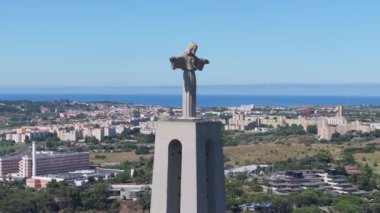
[223,143,344,167]
[354,151,380,174]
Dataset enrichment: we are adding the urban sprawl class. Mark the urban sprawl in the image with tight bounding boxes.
[1,100,380,212]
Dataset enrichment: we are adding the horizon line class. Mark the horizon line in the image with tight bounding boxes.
[1,83,380,88]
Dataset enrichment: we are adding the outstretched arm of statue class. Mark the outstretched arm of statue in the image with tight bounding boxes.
[170,56,185,70]
[196,58,210,71]
[169,57,177,63]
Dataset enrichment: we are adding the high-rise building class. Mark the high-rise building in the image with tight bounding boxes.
[104,127,116,138]
[0,156,21,176]
[336,106,343,117]
[19,152,90,178]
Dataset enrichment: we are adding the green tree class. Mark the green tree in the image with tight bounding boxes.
[314,150,332,165]
[225,178,246,208]
[275,124,306,136]
[334,200,361,213]
[292,206,322,213]
[133,109,140,117]
[235,172,248,182]
[365,203,380,213]
[138,190,151,210]
[135,146,150,155]
[293,190,320,208]
[272,195,293,213]
[0,190,58,213]
[333,195,363,213]
[81,183,117,210]
[46,181,82,211]
[307,125,318,134]
[84,136,99,145]
[247,181,263,192]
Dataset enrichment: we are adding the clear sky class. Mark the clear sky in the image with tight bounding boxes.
[1,0,379,87]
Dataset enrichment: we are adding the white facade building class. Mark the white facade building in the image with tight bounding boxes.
[57,130,78,142]
[110,184,150,200]
[92,128,104,141]
[115,125,125,134]
[104,127,116,138]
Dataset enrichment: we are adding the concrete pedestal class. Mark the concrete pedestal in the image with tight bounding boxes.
[151,119,226,213]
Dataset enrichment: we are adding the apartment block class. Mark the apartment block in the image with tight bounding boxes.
[19,152,90,178]
[0,156,21,176]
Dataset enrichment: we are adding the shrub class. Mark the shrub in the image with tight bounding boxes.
[135,146,150,155]
[94,154,106,159]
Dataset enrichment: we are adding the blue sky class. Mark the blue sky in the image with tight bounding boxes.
[0,0,379,87]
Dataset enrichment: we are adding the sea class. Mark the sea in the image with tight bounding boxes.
[0,94,380,107]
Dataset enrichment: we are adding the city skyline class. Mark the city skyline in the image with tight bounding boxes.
[1,0,380,87]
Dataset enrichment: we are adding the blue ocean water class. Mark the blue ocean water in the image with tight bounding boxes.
[0,94,379,107]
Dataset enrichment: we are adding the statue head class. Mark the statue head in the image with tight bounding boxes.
[170,42,208,71]
[185,42,198,55]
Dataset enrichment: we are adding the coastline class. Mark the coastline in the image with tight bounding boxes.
[1,94,379,107]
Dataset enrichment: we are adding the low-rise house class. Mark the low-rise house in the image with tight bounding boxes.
[109,184,150,200]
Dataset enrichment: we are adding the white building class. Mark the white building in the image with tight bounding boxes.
[26,131,51,141]
[374,123,380,130]
[224,165,258,176]
[317,118,376,140]
[140,128,155,135]
[6,130,51,143]
[326,117,347,125]
[57,130,78,142]
[104,127,116,138]
[238,104,254,112]
[110,184,151,200]
[83,127,104,141]
[115,125,125,134]
[92,128,104,141]
[316,172,360,194]
[6,133,26,143]
[225,113,254,131]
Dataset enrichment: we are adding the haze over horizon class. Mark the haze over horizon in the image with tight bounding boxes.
[1,1,380,88]
[1,84,380,96]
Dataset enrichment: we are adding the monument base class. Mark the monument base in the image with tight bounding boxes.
[151,119,226,213]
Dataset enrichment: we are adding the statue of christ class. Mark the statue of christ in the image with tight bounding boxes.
[169,42,209,118]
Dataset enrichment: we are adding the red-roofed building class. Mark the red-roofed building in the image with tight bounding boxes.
[299,109,315,116]
[345,166,363,175]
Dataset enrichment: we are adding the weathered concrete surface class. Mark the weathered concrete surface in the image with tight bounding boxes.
[151,119,226,213]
